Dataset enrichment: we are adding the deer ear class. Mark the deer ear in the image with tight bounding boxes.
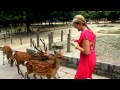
[54,51,57,54]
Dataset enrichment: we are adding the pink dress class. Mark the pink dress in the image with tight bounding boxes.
[74,29,96,79]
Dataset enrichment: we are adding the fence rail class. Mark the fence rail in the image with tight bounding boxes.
[0,26,72,52]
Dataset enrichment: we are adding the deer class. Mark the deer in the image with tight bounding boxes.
[29,39,62,78]
[32,39,62,78]
[13,39,50,77]
[2,45,15,67]
[24,50,68,79]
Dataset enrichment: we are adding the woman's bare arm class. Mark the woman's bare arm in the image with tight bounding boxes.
[75,39,90,55]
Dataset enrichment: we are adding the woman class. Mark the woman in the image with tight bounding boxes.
[70,15,96,79]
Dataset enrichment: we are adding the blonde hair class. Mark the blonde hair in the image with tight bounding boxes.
[73,15,90,30]
[73,15,86,24]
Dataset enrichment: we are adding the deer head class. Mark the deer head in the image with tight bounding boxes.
[2,45,15,67]
[31,39,50,61]
[54,50,67,62]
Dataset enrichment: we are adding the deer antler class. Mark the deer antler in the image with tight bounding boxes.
[31,40,43,53]
[40,38,47,51]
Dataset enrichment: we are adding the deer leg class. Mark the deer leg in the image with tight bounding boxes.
[3,54,4,65]
[25,69,33,79]
[16,64,20,74]
[56,72,60,78]
[8,59,11,66]
[33,74,37,79]
[47,75,52,79]
[40,76,42,79]
[16,64,24,77]
[8,59,10,64]
[25,72,30,79]
[9,56,13,67]
[19,68,24,77]
[7,55,12,67]
[54,75,57,79]
[7,55,10,64]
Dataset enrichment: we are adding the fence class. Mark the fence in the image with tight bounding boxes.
[47,29,72,52]
[0,24,73,53]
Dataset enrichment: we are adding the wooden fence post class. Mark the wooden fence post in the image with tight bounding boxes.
[5,30,7,35]
[61,30,63,41]
[10,35,12,44]
[48,34,52,50]
[20,34,22,45]
[67,33,70,52]
[37,32,39,47]
[51,32,53,43]
[4,34,6,43]
[30,35,32,47]
[69,29,71,40]
[10,24,12,35]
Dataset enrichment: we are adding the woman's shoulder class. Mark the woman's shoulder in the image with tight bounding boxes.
[82,29,92,34]
[81,29,96,40]
[82,29,96,35]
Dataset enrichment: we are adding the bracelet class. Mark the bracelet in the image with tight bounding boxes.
[73,44,78,48]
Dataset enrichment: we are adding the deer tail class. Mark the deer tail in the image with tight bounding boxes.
[24,61,28,65]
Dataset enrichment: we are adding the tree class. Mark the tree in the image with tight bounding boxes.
[103,11,120,23]
[25,11,31,33]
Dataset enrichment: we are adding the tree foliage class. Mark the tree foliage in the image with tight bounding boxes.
[0,11,120,33]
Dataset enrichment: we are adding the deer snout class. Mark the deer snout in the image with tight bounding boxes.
[65,57,69,61]
[10,64,13,67]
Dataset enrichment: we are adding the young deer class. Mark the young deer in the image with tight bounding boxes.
[13,39,50,77]
[2,45,14,67]
[32,39,61,78]
[14,51,43,77]
[24,51,67,79]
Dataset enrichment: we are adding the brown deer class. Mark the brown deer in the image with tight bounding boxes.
[2,45,15,67]
[32,39,61,78]
[30,39,61,78]
[39,39,61,78]
[14,51,42,77]
[13,39,50,77]
[24,51,67,79]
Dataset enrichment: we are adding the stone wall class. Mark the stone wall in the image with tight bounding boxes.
[62,57,120,79]
[94,62,120,79]
[26,48,120,79]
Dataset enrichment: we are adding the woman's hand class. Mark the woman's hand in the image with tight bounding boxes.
[70,40,79,50]
[70,40,76,46]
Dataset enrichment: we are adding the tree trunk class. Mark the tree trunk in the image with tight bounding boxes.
[48,21,51,26]
[111,20,115,23]
[26,11,31,34]
[66,21,67,25]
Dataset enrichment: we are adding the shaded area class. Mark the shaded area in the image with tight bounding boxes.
[97,25,114,27]
[97,29,120,34]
